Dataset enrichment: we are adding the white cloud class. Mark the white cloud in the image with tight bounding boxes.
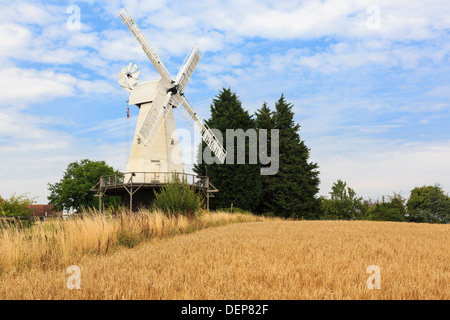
[77,79,117,95]
[67,32,99,48]
[83,115,138,139]
[127,0,450,42]
[0,67,77,107]
[294,40,450,73]
[0,66,124,107]
[0,23,32,60]
[425,85,450,99]
[96,29,146,61]
[103,0,167,19]
[0,107,72,201]
[0,1,62,26]
[38,47,90,65]
[0,107,70,148]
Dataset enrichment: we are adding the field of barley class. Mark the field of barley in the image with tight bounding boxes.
[0,213,448,300]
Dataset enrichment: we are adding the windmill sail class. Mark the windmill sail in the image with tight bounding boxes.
[138,91,173,147]
[119,8,172,86]
[176,93,227,164]
[175,45,202,93]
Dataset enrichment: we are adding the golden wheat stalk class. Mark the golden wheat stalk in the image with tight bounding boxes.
[0,209,264,274]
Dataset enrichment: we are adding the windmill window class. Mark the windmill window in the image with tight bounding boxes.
[171,138,174,145]
[137,137,141,144]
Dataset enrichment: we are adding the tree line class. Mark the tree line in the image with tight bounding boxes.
[320,180,450,224]
[191,88,450,223]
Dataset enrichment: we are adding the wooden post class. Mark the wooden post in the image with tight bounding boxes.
[99,192,103,214]
[206,176,210,211]
[130,187,133,212]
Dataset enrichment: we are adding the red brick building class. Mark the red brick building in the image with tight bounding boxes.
[27,204,59,217]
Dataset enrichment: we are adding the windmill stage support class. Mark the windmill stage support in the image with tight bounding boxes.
[91,172,217,213]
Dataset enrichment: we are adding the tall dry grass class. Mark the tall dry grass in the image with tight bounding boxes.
[0,209,265,274]
[0,219,448,299]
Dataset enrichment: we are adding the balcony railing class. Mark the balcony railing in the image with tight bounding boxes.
[99,172,208,189]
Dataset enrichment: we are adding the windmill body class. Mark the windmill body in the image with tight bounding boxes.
[126,79,183,183]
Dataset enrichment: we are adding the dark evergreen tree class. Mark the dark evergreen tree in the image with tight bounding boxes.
[255,94,320,219]
[255,102,275,214]
[193,88,261,212]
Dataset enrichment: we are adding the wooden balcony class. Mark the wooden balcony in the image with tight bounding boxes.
[90,172,217,212]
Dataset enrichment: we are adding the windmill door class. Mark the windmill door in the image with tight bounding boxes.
[151,160,160,182]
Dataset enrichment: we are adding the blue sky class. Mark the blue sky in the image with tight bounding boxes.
[0,0,449,204]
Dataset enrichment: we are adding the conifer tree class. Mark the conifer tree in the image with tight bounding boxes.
[255,95,320,218]
[194,88,261,212]
[255,102,275,214]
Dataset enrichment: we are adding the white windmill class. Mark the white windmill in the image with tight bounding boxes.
[118,8,226,184]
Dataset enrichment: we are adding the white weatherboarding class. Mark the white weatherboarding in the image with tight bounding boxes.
[118,8,226,183]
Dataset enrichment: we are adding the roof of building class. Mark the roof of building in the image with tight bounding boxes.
[27,204,59,216]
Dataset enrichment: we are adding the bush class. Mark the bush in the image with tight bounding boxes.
[408,209,441,224]
[153,173,204,218]
[366,205,407,222]
[365,193,407,222]
[319,180,364,220]
[118,230,141,248]
[0,193,36,217]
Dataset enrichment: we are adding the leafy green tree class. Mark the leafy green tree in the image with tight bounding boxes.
[321,180,363,220]
[406,184,450,223]
[365,193,407,222]
[0,193,36,217]
[48,159,120,212]
[359,198,375,220]
[193,88,262,212]
[255,95,320,219]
